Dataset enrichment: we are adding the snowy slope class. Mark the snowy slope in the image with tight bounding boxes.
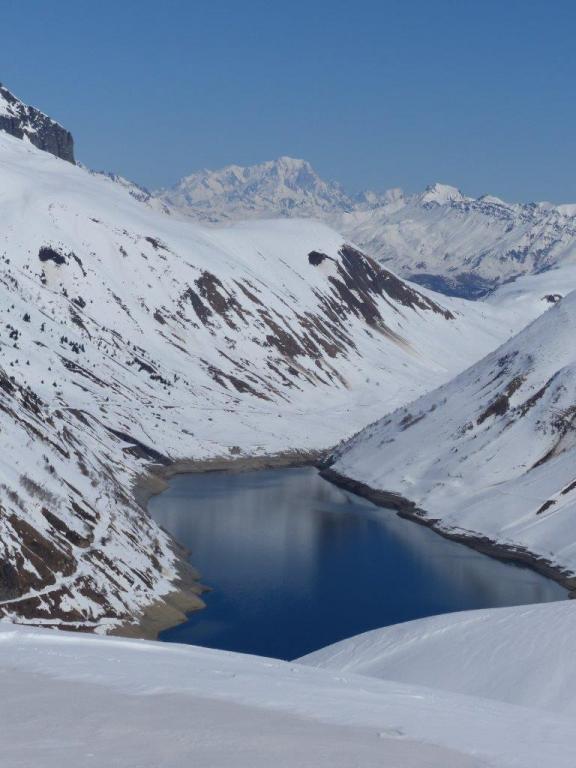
[302,601,576,716]
[0,130,518,633]
[3,621,576,768]
[329,289,576,582]
[157,157,576,298]
[83,166,172,214]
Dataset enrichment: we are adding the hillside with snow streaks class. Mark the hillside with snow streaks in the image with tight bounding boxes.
[329,290,576,583]
[0,130,516,633]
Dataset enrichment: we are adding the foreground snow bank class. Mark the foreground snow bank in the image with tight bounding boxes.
[2,622,576,767]
[301,600,576,715]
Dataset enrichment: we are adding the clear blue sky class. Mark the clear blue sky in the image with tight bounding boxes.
[2,0,575,201]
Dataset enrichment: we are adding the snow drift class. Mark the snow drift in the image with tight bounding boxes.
[302,600,576,716]
[3,620,576,768]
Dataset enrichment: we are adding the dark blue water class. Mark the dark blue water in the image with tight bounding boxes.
[149,467,566,660]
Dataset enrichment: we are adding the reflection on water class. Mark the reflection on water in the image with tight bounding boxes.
[149,467,566,660]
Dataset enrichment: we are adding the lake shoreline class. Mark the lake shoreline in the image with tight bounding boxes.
[117,449,327,640]
[117,447,573,642]
[320,467,576,599]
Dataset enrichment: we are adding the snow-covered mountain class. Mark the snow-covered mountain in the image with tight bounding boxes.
[326,288,576,588]
[0,82,74,163]
[85,166,172,214]
[156,156,369,221]
[0,127,520,633]
[158,159,576,299]
[338,184,576,298]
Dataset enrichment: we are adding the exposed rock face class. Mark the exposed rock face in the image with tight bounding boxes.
[0,83,74,163]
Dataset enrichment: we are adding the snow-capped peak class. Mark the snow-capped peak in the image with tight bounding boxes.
[556,203,576,217]
[157,156,357,221]
[418,183,468,206]
[336,184,576,298]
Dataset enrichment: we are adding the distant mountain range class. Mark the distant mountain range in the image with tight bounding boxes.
[5,79,576,301]
[157,159,576,299]
[337,184,576,298]
[156,156,364,221]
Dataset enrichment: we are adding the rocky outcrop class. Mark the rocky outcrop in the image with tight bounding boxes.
[0,83,74,163]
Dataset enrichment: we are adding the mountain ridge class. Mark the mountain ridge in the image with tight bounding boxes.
[4,79,575,303]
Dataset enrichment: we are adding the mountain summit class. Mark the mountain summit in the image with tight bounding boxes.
[157,156,363,221]
[0,82,74,163]
[418,182,468,206]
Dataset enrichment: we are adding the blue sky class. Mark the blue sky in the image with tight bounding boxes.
[2,0,576,201]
